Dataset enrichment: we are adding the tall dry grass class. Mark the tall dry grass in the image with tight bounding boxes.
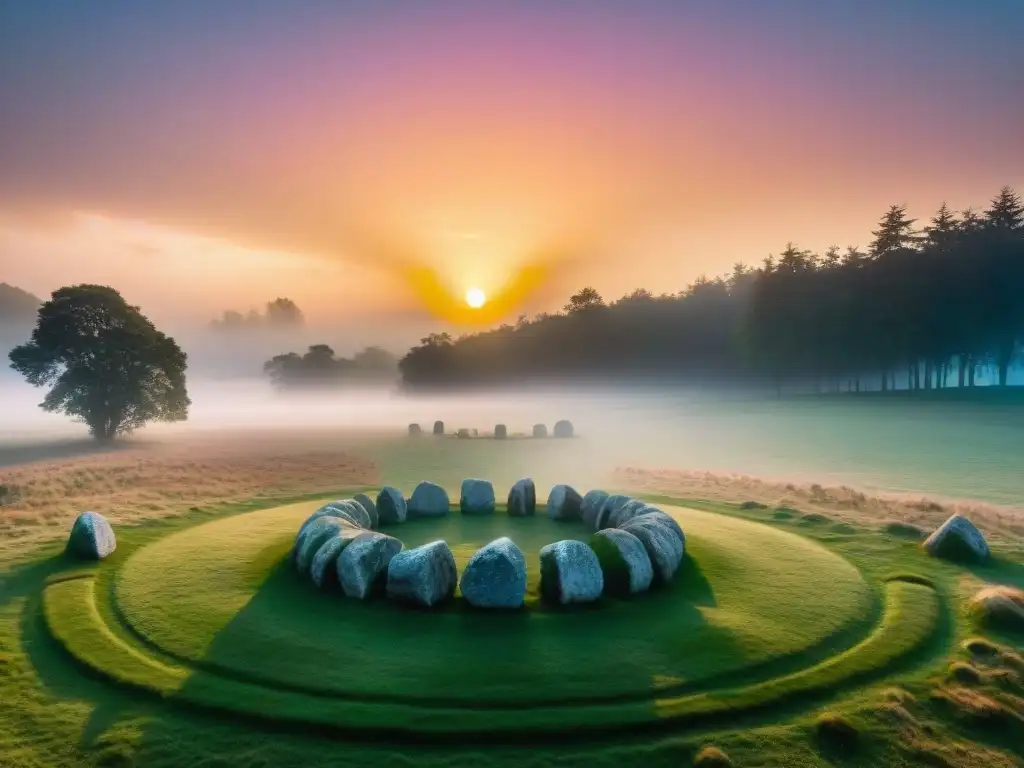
[0,435,377,562]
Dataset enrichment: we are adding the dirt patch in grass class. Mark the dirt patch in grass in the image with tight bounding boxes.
[693,745,732,766]
[0,435,377,562]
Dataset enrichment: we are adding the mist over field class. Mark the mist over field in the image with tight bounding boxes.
[4,373,1024,510]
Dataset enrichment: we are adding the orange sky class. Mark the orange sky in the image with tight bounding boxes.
[1,2,1021,341]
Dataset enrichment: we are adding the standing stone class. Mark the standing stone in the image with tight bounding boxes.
[296,517,358,574]
[386,540,458,607]
[581,490,610,529]
[539,540,604,605]
[547,484,583,521]
[67,511,116,560]
[433,420,445,435]
[338,532,404,599]
[590,528,654,595]
[553,420,574,438]
[311,534,356,588]
[533,423,548,438]
[376,486,408,525]
[408,481,450,517]
[494,424,508,439]
[460,478,496,514]
[408,423,422,437]
[620,513,685,583]
[507,478,537,516]
[459,537,527,609]
[595,494,632,530]
[924,514,990,562]
[456,428,472,439]
[328,499,372,530]
[353,492,378,529]
[607,498,651,529]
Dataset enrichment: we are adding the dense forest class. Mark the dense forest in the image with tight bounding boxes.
[399,187,1024,393]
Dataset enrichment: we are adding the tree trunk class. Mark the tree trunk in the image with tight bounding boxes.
[854,375,860,393]
[913,361,921,390]
[958,356,966,388]
[968,357,977,387]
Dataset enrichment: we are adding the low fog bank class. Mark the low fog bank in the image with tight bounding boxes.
[3,377,1024,512]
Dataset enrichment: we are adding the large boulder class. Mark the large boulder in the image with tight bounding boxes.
[620,512,685,583]
[924,514,990,563]
[408,481,450,517]
[532,423,548,438]
[353,492,378,529]
[459,537,527,609]
[456,428,472,439]
[376,486,407,525]
[460,478,495,514]
[507,478,536,516]
[408,423,422,437]
[553,420,574,438]
[338,532,404,599]
[432,420,445,435]
[67,511,116,560]
[595,494,632,530]
[297,502,366,540]
[547,484,583,521]
[331,499,373,529]
[581,490,610,529]
[539,540,604,605]
[494,424,508,440]
[590,528,654,596]
[296,516,361,574]
[386,540,458,607]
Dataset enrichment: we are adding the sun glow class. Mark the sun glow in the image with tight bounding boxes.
[465,287,486,308]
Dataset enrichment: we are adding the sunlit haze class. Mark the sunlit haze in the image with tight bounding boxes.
[2,1,1021,341]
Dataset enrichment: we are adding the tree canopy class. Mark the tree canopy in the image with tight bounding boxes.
[399,186,1024,392]
[8,285,190,440]
[264,345,398,389]
[210,297,305,332]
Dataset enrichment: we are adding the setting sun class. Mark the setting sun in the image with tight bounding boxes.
[465,287,486,309]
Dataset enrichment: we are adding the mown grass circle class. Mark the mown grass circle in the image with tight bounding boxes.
[113,500,873,706]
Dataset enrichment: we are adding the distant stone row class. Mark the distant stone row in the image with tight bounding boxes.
[291,478,687,609]
[407,420,575,439]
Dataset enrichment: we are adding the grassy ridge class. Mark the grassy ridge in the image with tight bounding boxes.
[110,502,871,703]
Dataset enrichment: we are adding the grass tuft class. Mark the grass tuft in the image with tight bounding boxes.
[738,501,767,510]
[963,637,1000,657]
[693,745,732,766]
[800,513,829,525]
[884,521,926,539]
[948,661,983,685]
[969,585,1024,633]
[814,711,859,750]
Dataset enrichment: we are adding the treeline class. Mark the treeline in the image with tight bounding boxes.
[399,186,1024,392]
[210,297,304,332]
[264,345,398,389]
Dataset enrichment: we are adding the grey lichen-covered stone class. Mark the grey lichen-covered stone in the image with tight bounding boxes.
[408,423,422,437]
[408,481,450,517]
[553,419,574,438]
[620,512,685,583]
[353,493,378,529]
[607,498,651,529]
[591,528,654,595]
[507,478,536,516]
[386,539,457,607]
[297,502,365,541]
[595,494,632,530]
[581,490,609,529]
[532,423,548,438]
[67,511,116,560]
[539,540,604,605]
[331,499,373,529]
[432,420,445,435]
[456,428,472,439]
[296,516,361,574]
[338,532,404,599]
[310,533,360,588]
[546,484,583,521]
[924,514,990,562]
[459,537,527,609]
[376,486,407,525]
[460,478,495,514]
[494,424,507,439]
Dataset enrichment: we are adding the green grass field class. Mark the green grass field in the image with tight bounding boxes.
[1,438,1023,767]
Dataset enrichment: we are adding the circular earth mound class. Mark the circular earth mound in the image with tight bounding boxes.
[113,500,872,705]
